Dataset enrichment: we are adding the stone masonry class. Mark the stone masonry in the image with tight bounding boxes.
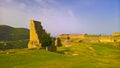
[28,20,45,49]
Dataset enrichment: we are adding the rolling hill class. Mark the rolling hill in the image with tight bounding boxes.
[0,25,29,41]
[0,25,29,50]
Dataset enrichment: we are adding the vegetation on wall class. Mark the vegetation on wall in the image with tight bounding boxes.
[56,38,62,47]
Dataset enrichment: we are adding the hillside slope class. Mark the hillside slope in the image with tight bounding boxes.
[0,25,29,50]
[0,25,29,41]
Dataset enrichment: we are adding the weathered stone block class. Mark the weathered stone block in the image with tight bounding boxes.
[48,45,57,52]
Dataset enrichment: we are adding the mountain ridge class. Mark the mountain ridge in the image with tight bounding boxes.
[0,25,29,41]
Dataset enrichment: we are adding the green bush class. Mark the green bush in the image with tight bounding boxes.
[0,39,28,50]
[40,33,52,48]
[56,38,62,47]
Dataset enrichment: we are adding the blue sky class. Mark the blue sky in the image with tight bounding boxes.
[0,0,119,36]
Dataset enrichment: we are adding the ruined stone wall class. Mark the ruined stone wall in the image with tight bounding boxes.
[57,34,120,47]
[99,36,114,43]
[113,32,120,36]
[58,34,84,40]
[28,20,45,49]
[114,37,120,42]
[84,36,99,43]
[57,34,85,47]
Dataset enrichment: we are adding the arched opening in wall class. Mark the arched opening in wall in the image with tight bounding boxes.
[67,36,70,40]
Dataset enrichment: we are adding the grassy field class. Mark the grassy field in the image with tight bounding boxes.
[0,42,120,68]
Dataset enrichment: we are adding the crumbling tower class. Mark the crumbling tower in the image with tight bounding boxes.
[28,20,45,49]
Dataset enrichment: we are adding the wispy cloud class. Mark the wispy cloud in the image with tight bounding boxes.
[0,0,119,36]
[0,0,83,36]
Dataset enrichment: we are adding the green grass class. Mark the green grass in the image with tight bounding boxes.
[0,42,120,68]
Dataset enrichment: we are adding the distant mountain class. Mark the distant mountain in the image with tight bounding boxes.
[0,25,29,41]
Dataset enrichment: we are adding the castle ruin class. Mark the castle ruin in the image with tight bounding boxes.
[57,33,120,47]
[28,20,45,49]
[28,20,120,48]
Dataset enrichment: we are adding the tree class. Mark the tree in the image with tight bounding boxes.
[51,37,56,45]
[56,38,62,47]
[40,32,52,51]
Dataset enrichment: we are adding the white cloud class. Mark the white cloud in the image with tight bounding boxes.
[0,6,29,27]
[1,0,118,36]
[30,8,82,36]
[0,0,82,36]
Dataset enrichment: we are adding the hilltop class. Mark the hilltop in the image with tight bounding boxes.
[0,25,29,41]
[0,25,29,50]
